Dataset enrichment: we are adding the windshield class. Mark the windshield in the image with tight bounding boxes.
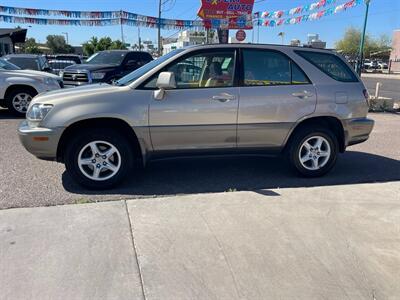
[116,49,184,86]
[6,57,39,70]
[0,58,20,70]
[86,51,127,65]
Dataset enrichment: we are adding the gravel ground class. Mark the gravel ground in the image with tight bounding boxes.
[0,110,399,209]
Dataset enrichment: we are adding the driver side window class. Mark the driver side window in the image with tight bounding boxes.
[144,50,235,89]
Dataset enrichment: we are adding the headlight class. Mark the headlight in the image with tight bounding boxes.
[91,72,106,80]
[43,77,58,85]
[26,104,53,121]
[59,71,64,78]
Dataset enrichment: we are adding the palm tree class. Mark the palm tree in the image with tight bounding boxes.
[278,32,285,45]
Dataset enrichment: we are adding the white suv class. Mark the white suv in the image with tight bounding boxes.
[0,58,62,116]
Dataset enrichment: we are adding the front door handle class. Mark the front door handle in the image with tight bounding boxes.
[212,93,236,102]
[292,91,314,99]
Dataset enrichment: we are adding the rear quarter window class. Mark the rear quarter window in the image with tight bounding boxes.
[295,50,358,82]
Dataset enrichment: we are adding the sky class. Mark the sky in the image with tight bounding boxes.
[0,0,399,48]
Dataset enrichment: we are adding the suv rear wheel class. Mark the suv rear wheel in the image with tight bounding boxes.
[64,128,133,189]
[6,87,37,117]
[288,127,338,177]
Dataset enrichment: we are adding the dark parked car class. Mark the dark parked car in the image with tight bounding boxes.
[46,54,82,65]
[61,50,153,87]
[3,54,51,72]
[48,60,76,76]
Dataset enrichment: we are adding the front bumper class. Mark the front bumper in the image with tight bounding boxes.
[343,117,375,147]
[18,121,64,161]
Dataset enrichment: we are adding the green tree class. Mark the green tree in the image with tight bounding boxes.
[335,27,391,59]
[110,40,127,50]
[96,37,113,51]
[82,37,127,56]
[82,37,98,56]
[46,35,75,54]
[19,38,42,54]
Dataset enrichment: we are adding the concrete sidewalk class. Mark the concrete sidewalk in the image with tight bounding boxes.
[1,182,400,299]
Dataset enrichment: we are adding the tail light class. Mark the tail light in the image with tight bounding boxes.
[363,89,370,105]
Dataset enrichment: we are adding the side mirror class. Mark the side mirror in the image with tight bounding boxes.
[154,72,176,100]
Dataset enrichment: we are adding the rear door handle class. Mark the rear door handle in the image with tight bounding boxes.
[292,91,314,99]
[212,93,236,102]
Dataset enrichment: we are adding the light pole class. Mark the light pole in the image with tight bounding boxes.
[62,32,69,44]
[356,0,371,75]
[138,27,142,51]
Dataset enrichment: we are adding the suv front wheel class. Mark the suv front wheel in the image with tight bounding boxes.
[6,87,37,117]
[289,127,338,177]
[64,129,133,189]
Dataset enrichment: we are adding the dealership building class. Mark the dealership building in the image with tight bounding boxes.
[0,28,27,56]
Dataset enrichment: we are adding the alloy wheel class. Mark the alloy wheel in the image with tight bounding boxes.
[298,136,331,171]
[12,93,32,113]
[78,141,122,181]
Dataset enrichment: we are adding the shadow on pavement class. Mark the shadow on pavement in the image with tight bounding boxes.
[0,108,22,120]
[62,151,400,197]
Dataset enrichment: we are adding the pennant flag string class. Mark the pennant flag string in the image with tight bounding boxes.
[260,0,338,19]
[0,14,209,30]
[0,1,361,29]
[260,0,361,27]
[0,6,120,19]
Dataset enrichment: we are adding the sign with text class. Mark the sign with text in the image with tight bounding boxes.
[198,0,255,19]
[198,0,255,29]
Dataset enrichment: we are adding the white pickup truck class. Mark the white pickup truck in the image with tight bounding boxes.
[0,58,62,116]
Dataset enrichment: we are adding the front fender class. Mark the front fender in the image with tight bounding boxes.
[1,77,41,99]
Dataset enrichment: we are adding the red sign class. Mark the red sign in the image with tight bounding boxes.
[198,0,255,20]
[236,30,246,42]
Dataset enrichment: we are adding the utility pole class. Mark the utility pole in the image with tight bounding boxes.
[158,0,162,56]
[356,0,371,75]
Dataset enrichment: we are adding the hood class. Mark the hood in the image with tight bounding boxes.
[64,63,117,72]
[4,69,61,80]
[31,83,124,106]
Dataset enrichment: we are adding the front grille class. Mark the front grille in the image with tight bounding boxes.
[62,72,89,83]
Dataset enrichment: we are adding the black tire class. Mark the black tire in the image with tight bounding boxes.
[288,126,338,177]
[64,128,134,189]
[5,87,37,117]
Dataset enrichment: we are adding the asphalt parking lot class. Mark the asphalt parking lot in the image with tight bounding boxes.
[362,76,400,100]
[1,110,399,209]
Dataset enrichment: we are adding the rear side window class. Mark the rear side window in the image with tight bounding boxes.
[295,50,358,82]
[242,49,310,86]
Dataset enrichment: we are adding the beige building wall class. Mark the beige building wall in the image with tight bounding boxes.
[390,30,400,72]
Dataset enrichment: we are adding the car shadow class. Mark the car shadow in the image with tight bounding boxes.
[0,108,22,120]
[62,151,400,197]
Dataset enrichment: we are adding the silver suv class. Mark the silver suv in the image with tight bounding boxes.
[19,44,374,189]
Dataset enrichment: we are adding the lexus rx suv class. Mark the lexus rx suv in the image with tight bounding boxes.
[19,44,374,189]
